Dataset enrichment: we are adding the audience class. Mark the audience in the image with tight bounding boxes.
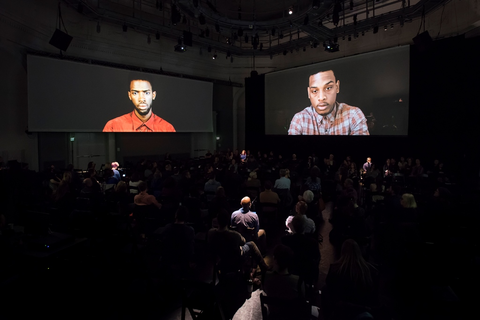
[3,149,468,320]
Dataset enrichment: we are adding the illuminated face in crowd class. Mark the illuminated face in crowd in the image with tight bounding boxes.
[128,80,156,118]
[307,70,340,116]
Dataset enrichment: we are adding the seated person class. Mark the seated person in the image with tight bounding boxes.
[259,181,280,204]
[231,197,267,251]
[134,181,162,209]
[281,215,321,285]
[274,169,291,190]
[208,210,269,274]
[262,244,306,320]
[323,239,378,319]
[263,244,304,299]
[111,161,121,181]
[245,171,261,189]
[299,190,324,224]
[204,173,221,201]
[158,206,195,270]
[285,201,315,234]
[128,172,143,194]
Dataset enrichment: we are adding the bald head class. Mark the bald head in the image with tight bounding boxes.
[240,196,251,210]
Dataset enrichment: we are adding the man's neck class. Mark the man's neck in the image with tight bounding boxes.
[134,110,152,123]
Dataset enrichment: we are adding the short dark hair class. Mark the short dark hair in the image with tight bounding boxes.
[175,206,189,222]
[138,181,148,192]
[264,180,273,190]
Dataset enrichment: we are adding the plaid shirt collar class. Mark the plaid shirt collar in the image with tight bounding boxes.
[310,102,338,123]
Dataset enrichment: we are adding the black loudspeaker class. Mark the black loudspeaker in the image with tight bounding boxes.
[183,31,193,46]
[413,31,433,53]
[49,29,73,51]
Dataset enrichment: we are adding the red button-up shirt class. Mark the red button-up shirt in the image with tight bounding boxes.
[103,111,176,132]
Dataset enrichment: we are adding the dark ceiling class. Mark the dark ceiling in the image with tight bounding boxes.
[64,0,447,56]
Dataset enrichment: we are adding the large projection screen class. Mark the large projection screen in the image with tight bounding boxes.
[27,55,213,132]
[265,46,409,135]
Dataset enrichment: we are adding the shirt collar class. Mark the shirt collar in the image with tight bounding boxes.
[131,111,155,131]
[310,102,338,123]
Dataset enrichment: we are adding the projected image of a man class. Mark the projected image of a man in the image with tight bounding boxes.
[288,70,369,135]
[130,80,155,117]
[103,79,175,132]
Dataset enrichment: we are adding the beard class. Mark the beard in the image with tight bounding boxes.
[135,104,152,116]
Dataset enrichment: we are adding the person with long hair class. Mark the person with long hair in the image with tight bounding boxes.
[323,239,378,319]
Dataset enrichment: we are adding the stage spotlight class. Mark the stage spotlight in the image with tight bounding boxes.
[288,7,293,15]
[122,23,127,32]
[312,0,321,9]
[373,26,379,34]
[212,53,217,59]
[384,25,388,31]
[174,38,186,52]
[96,21,101,33]
[156,31,160,40]
[324,40,339,52]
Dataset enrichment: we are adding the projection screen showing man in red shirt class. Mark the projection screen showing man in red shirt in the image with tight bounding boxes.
[103,79,176,132]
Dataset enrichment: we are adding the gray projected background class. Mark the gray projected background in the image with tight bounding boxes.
[28,55,213,132]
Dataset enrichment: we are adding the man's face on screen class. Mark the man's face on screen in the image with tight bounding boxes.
[128,80,156,118]
[307,71,339,116]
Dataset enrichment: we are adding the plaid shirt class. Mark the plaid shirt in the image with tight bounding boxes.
[288,102,369,135]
